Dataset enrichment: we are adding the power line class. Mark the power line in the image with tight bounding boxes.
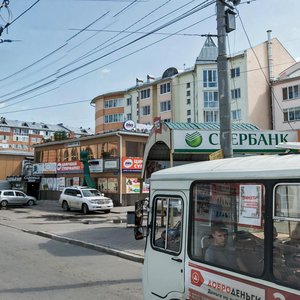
[68,28,203,36]
[0,13,216,113]
[236,8,295,130]
[0,0,214,104]
[57,0,215,79]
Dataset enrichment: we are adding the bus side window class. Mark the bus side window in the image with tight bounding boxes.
[152,196,183,253]
[274,184,300,289]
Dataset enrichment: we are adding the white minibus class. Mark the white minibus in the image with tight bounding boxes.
[135,151,300,299]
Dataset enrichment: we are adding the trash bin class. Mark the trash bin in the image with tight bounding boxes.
[127,211,135,226]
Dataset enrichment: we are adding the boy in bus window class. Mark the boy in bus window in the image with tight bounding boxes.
[205,222,242,271]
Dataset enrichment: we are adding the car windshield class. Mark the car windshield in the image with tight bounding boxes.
[82,189,101,197]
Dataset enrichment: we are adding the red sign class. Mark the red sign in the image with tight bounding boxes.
[153,116,161,134]
[122,157,143,171]
[191,269,204,287]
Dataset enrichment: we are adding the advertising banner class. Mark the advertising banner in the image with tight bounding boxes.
[122,157,143,172]
[56,161,83,174]
[173,130,298,153]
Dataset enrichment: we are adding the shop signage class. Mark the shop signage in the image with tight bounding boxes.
[24,176,41,183]
[7,176,22,182]
[56,161,83,173]
[88,159,103,173]
[33,163,56,175]
[123,120,136,131]
[122,157,143,172]
[173,130,298,152]
[66,141,80,147]
[103,159,119,171]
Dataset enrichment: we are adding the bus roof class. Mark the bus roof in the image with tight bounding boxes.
[150,154,300,181]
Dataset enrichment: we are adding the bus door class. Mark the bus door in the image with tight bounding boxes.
[146,193,185,298]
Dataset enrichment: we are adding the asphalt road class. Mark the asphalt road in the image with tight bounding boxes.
[0,225,143,300]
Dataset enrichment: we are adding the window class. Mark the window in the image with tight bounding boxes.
[63,150,69,162]
[0,126,10,132]
[160,100,171,112]
[187,110,191,116]
[71,148,78,160]
[273,184,300,289]
[187,118,191,123]
[186,82,191,89]
[283,85,300,100]
[204,111,218,122]
[190,182,265,276]
[152,196,183,253]
[104,113,124,123]
[204,91,218,108]
[186,90,191,97]
[3,191,14,196]
[231,67,240,78]
[231,88,241,99]
[187,98,191,105]
[140,89,150,99]
[203,69,217,88]
[232,109,241,120]
[126,98,132,106]
[125,141,145,157]
[126,113,132,120]
[142,105,151,116]
[104,98,124,108]
[160,83,171,94]
[283,107,300,122]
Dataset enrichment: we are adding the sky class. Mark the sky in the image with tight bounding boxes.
[0,0,299,131]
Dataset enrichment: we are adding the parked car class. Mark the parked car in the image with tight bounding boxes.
[0,190,37,207]
[58,186,114,214]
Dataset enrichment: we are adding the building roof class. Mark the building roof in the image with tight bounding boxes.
[164,122,260,131]
[195,36,218,65]
[0,117,92,135]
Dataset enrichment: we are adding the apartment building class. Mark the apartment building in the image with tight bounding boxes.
[0,117,93,152]
[272,62,300,131]
[92,33,296,133]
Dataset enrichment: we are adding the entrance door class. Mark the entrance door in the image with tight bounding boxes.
[146,193,185,298]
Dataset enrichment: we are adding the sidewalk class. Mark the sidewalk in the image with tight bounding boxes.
[0,200,146,263]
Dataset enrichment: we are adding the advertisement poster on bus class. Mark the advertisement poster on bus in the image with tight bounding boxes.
[239,184,262,227]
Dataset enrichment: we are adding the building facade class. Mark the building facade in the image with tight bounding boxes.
[272,62,300,131]
[0,117,93,152]
[92,34,296,133]
[33,130,149,206]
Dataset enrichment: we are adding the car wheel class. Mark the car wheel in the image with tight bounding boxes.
[1,200,8,207]
[27,199,34,206]
[82,203,89,214]
[103,209,110,214]
[62,201,70,211]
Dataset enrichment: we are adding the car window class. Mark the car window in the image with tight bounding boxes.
[82,189,100,197]
[15,191,25,196]
[3,191,14,196]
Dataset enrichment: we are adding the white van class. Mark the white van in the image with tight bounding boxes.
[135,150,300,299]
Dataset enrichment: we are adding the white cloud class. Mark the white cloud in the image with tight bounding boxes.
[101,68,111,73]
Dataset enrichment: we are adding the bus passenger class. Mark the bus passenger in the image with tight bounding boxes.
[205,222,241,270]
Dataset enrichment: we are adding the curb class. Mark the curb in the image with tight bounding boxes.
[0,222,144,264]
[36,231,144,264]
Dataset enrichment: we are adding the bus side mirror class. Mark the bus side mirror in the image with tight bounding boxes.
[134,198,148,240]
[134,227,144,240]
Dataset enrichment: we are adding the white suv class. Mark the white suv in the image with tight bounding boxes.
[59,186,114,214]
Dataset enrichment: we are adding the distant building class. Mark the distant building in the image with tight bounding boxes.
[92,33,296,133]
[0,117,93,152]
[272,62,300,131]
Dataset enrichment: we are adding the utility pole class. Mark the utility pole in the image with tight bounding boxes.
[216,0,240,158]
